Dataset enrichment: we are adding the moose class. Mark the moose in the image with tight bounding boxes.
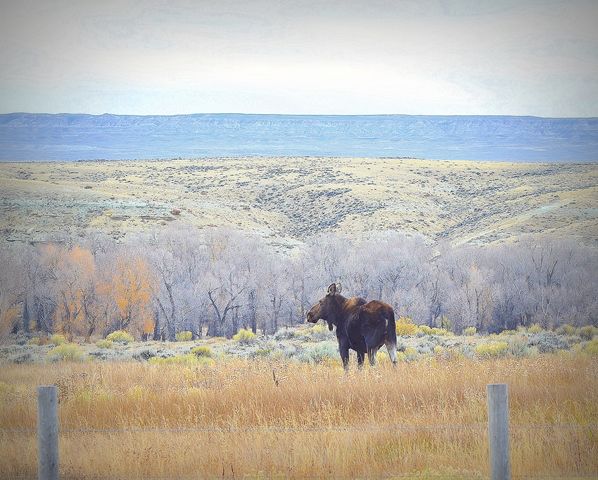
[307,283,398,370]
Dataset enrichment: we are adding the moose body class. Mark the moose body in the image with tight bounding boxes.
[307,283,398,369]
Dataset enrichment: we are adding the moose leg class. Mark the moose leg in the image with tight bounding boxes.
[339,343,350,371]
[356,351,365,369]
[385,339,398,366]
[367,347,379,366]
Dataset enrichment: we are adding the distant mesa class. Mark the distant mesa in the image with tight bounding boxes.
[1,113,597,162]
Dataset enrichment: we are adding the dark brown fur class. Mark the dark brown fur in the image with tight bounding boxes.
[307,283,398,369]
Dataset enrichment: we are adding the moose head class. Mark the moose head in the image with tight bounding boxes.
[306,283,343,331]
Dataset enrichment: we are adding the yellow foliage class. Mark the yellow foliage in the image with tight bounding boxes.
[46,245,98,338]
[111,255,155,334]
[578,325,598,341]
[0,306,20,338]
[395,317,419,336]
[191,346,213,358]
[527,323,543,334]
[233,328,257,344]
[556,324,576,336]
[583,339,598,355]
[142,317,155,335]
[49,334,67,345]
[404,346,418,360]
[106,330,134,344]
[474,341,509,358]
[463,326,477,336]
[176,331,193,342]
[96,339,113,349]
[419,325,452,336]
[47,343,86,362]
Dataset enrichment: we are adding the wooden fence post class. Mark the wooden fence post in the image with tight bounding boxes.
[38,385,59,480]
[487,383,510,480]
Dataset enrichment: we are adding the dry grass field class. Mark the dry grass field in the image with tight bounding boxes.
[0,157,596,246]
[0,354,596,479]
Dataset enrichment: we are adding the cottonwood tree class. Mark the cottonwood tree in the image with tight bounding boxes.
[1,227,597,340]
[0,247,25,339]
[144,228,209,340]
[202,229,254,337]
[257,254,292,333]
[50,246,97,340]
[110,251,155,337]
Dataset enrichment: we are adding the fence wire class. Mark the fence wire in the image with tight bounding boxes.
[1,422,597,435]
[4,474,598,480]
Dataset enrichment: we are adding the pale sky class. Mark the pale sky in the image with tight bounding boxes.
[1,0,597,116]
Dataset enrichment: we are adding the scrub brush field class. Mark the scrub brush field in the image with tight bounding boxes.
[0,325,597,479]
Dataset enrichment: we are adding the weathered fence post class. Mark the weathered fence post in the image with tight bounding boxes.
[38,385,59,480]
[487,383,510,480]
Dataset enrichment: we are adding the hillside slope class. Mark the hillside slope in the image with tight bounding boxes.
[0,157,596,246]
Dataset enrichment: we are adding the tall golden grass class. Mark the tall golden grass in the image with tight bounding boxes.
[0,354,596,479]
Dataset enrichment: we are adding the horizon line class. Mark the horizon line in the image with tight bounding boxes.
[2,112,598,120]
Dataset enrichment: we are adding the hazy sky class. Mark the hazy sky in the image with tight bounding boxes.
[1,0,597,116]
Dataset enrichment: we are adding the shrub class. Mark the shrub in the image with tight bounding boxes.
[506,335,531,357]
[47,343,86,362]
[251,348,273,358]
[528,332,569,353]
[49,334,67,346]
[583,339,598,355]
[298,342,338,364]
[233,329,257,344]
[418,325,452,336]
[433,345,457,361]
[28,337,43,346]
[175,331,193,342]
[281,344,300,359]
[310,323,332,341]
[396,317,419,336]
[404,346,418,361]
[273,327,297,340]
[106,330,134,344]
[149,354,213,366]
[527,324,543,334]
[578,325,598,341]
[418,325,432,336]
[96,339,113,349]
[463,326,477,336]
[191,345,213,358]
[133,349,156,361]
[474,341,509,358]
[556,324,576,336]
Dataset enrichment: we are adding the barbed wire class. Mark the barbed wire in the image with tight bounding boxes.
[4,473,598,480]
[1,423,597,435]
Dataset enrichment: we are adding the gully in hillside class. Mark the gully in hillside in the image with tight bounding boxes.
[307,283,398,370]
